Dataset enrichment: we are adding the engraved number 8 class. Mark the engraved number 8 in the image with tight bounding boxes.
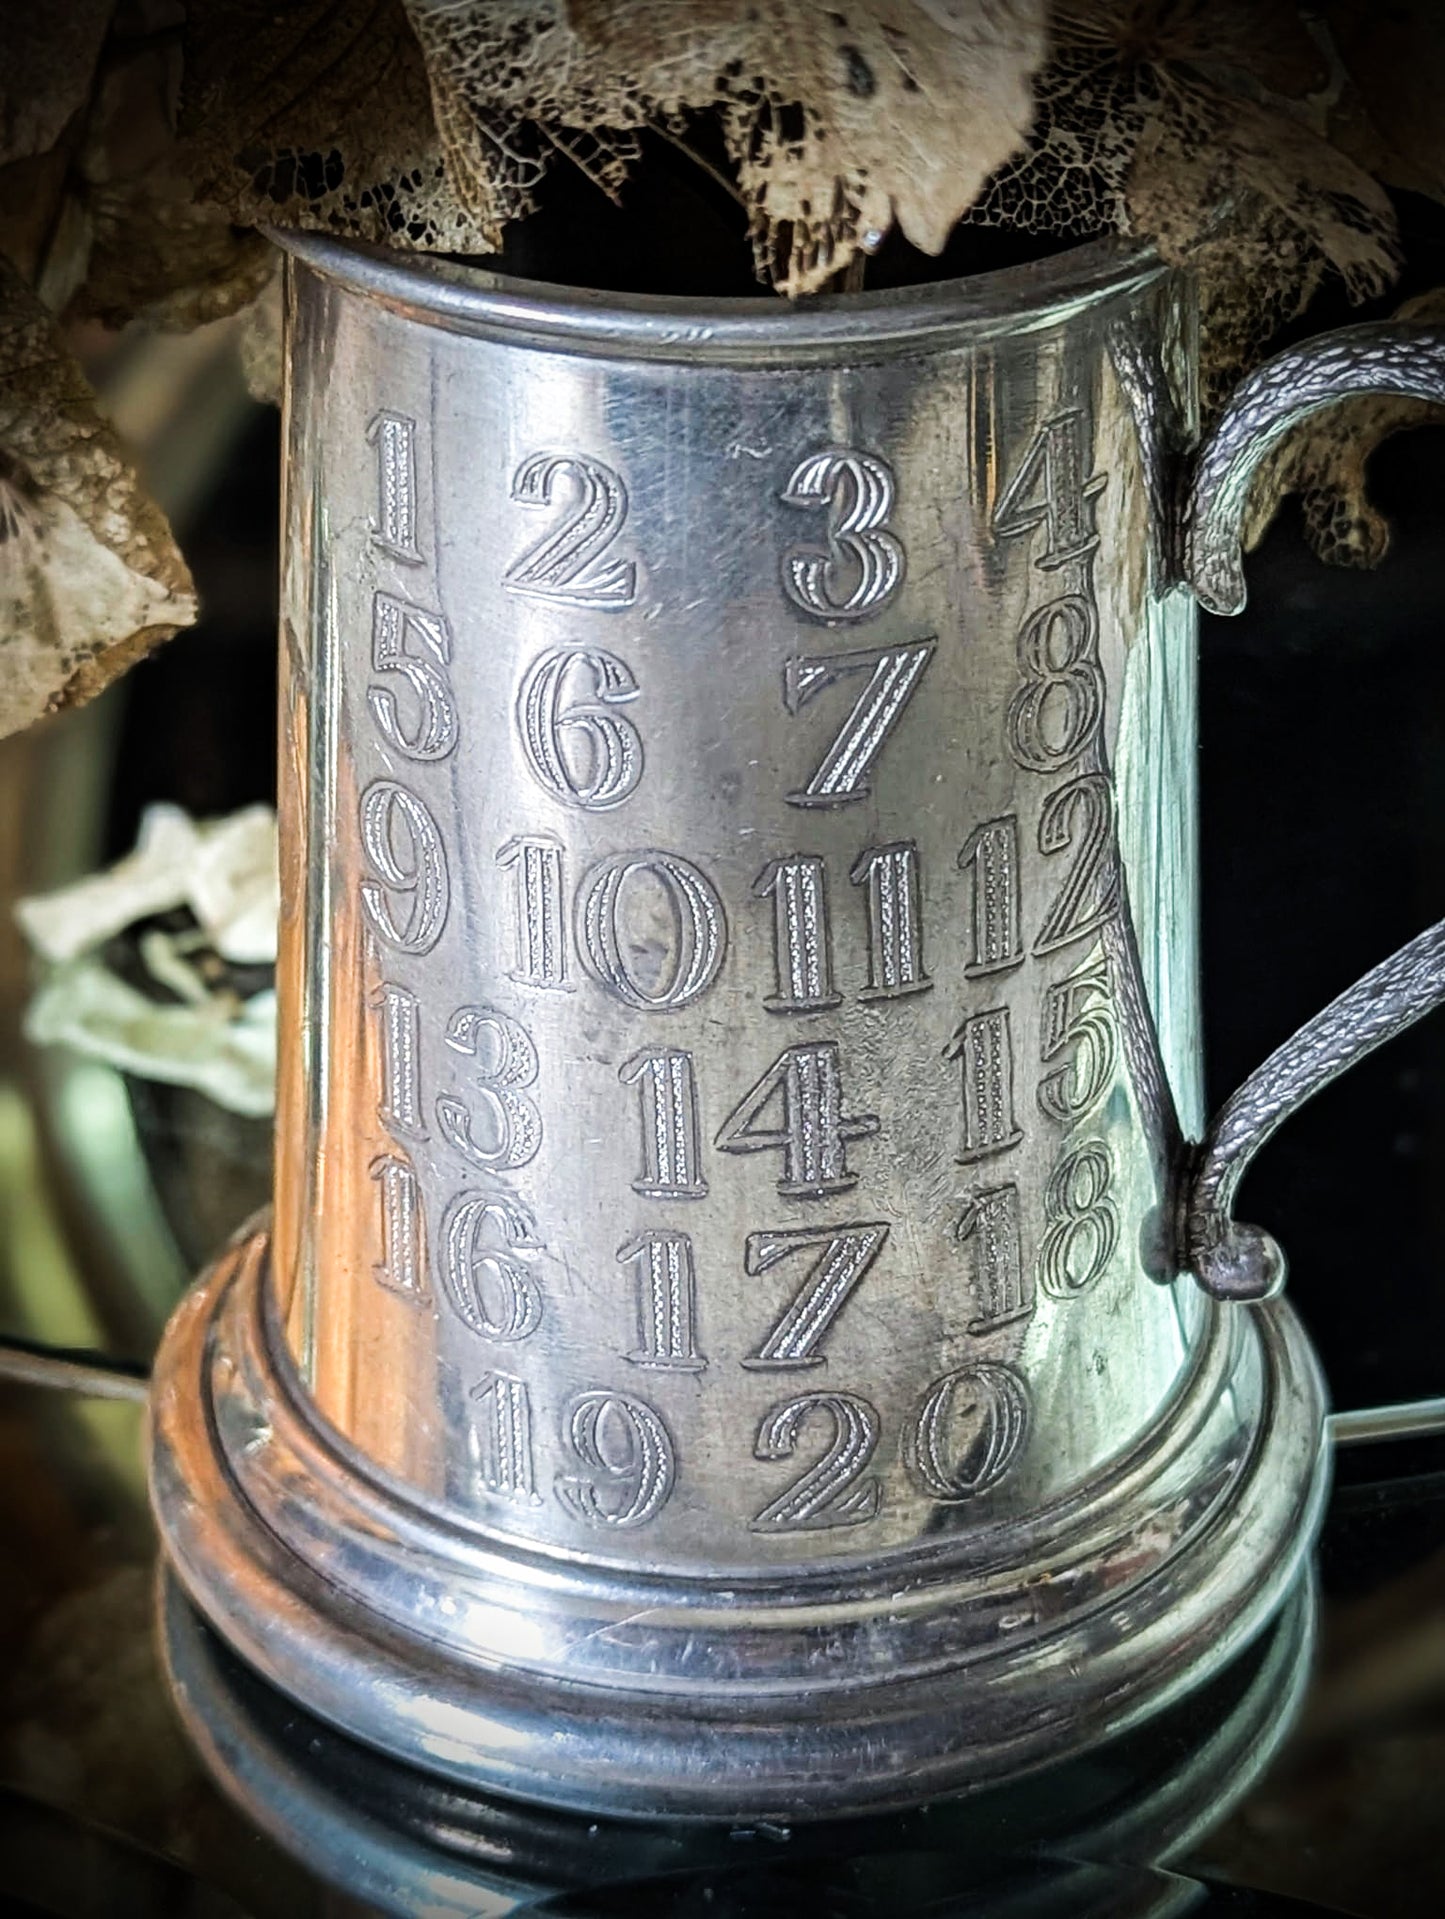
[1039,1142,1118,1298]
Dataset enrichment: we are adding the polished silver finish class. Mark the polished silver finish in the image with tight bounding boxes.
[1181,917,1445,1302]
[149,235,1442,1819]
[158,1567,1316,1918]
[1187,322,1445,616]
[1179,321,1445,1303]
[1331,1397,1445,1446]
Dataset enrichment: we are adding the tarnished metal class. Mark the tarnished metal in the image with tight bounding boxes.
[148,235,1445,1819]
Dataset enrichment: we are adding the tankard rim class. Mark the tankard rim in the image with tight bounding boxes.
[271,228,1167,363]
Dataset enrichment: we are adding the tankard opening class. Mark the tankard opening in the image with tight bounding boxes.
[472,126,1096,303]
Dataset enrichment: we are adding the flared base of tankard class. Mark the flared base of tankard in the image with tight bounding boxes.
[148,1226,1329,1823]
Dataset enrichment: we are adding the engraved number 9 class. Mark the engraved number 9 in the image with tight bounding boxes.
[359,779,449,955]
[556,1390,675,1529]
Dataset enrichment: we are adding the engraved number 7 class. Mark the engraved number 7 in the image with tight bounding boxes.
[783,639,936,809]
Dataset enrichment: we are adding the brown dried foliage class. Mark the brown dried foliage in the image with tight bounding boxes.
[7,1,1445,742]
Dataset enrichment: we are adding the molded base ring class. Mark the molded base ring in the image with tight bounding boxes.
[148,1229,1329,1821]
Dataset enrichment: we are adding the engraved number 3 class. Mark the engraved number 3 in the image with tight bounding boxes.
[781,448,905,621]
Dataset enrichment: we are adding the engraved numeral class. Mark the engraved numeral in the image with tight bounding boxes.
[578,851,726,1012]
[954,1185,1032,1334]
[715,1042,879,1198]
[959,817,1022,977]
[504,452,636,608]
[366,411,422,564]
[369,1152,426,1299]
[619,1230,705,1370]
[743,1222,889,1370]
[435,1005,542,1172]
[784,640,935,807]
[1039,1142,1118,1298]
[781,448,905,619]
[1006,595,1106,774]
[359,779,449,956]
[620,1049,706,1198]
[992,410,1105,570]
[751,1392,881,1532]
[471,1372,538,1503]
[1038,950,1117,1125]
[441,1191,544,1342]
[557,1390,675,1528]
[372,981,425,1139]
[368,593,457,761]
[1036,773,1119,954]
[905,1362,1031,1501]
[517,646,643,810]
[755,854,839,1012]
[946,1007,1023,1163]
[850,841,931,999]
[497,835,569,990]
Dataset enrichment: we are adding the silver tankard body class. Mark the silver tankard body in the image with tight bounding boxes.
[149,234,1445,1819]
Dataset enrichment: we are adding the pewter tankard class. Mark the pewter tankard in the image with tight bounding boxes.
[149,233,1445,1820]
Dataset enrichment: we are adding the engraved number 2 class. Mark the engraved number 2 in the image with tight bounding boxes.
[751,1391,881,1532]
[504,452,636,608]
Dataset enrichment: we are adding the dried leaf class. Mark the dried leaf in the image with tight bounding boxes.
[959,4,1397,415]
[0,2,115,167]
[74,35,276,330]
[401,0,1049,293]
[177,0,496,255]
[238,272,283,406]
[1241,287,1445,568]
[1128,85,1399,413]
[0,258,196,741]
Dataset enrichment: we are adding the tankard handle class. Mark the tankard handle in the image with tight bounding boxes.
[1181,323,1445,1304]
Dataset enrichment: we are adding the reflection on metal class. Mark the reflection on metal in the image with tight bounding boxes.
[1331,1398,1445,1447]
[159,1570,1316,1919]
[147,233,1377,1819]
[0,1336,148,1404]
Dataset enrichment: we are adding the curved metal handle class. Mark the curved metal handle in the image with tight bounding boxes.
[1182,322,1445,1302]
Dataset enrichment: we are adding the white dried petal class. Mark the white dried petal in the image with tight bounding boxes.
[16,803,279,965]
[24,961,277,1119]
